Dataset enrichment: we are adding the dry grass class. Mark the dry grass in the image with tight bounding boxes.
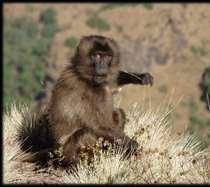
[3,101,210,184]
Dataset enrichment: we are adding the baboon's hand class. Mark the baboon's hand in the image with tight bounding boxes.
[117,71,154,86]
[139,73,154,86]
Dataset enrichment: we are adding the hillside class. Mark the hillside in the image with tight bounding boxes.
[3,3,210,146]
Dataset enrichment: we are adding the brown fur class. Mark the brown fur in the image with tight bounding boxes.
[47,35,138,165]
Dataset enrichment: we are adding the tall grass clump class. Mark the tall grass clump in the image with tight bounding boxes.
[3,100,210,184]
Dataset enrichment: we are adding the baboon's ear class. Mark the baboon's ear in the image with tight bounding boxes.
[117,71,154,86]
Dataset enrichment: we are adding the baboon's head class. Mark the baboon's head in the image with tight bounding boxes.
[73,35,120,87]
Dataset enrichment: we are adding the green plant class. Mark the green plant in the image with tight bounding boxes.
[98,3,122,11]
[40,8,57,25]
[40,8,59,39]
[200,67,210,111]
[142,3,154,10]
[86,15,110,31]
[187,98,210,148]
[4,12,59,110]
[25,5,36,13]
[191,42,208,57]
[98,3,139,12]
[189,115,205,128]
[65,36,79,49]
[188,98,199,113]
[41,24,59,38]
[203,67,210,95]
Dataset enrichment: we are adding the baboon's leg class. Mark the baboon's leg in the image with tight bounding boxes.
[61,125,139,166]
[97,127,139,155]
[61,127,97,165]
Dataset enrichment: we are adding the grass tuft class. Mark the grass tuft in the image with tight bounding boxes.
[3,102,210,184]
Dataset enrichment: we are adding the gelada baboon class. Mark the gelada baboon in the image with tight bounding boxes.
[17,35,153,167]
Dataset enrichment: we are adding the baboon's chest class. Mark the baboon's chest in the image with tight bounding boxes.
[79,86,114,125]
[59,85,115,127]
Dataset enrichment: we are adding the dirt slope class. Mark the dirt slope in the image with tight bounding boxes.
[4,3,210,134]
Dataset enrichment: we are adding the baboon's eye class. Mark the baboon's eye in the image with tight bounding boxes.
[95,54,101,60]
[106,55,112,62]
[104,55,112,65]
[91,53,101,61]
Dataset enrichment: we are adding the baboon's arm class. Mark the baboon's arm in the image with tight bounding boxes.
[112,108,126,130]
[117,71,154,86]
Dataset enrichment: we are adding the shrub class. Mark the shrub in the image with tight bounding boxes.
[39,8,57,25]
[4,11,59,110]
[41,24,59,38]
[200,67,210,111]
[187,98,210,148]
[40,8,59,39]
[98,3,139,12]
[142,3,154,10]
[64,36,79,49]
[86,15,110,31]
[203,67,210,95]
[191,45,208,57]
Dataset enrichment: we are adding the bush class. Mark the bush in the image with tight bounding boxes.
[187,98,210,148]
[203,67,210,95]
[142,3,154,10]
[86,15,110,31]
[191,45,208,57]
[4,11,59,110]
[39,8,57,25]
[200,67,210,111]
[41,24,59,38]
[64,36,79,49]
[40,8,59,39]
[98,3,139,12]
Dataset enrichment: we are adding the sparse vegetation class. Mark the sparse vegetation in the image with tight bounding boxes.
[64,36,79,49]
[98,3,123,11]
[158,85,168,93]
[203,67,210,98]
[25,5,36,13]
[3,8,59,110]
[86,15,110,31]
[190,45,209,57]
[40,8,59,38]
[187,98,210,148]
[200,67,210,111]
[142,3,154,10]
[98,3,139,12]
[40,8,57,25]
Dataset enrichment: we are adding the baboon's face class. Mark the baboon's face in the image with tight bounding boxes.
[74,36,120,87]
[90,49,113,86]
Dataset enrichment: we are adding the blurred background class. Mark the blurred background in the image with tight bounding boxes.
[3,3,210,148]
